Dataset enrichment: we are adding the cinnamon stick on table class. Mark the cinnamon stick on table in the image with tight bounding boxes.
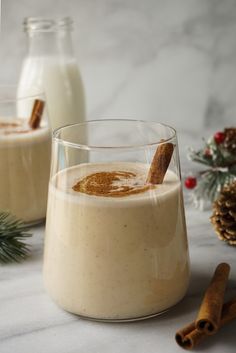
[28,99,45,129]
[146,142,174,184]
[175,298,236,350]
[195,262,230,334]
[175,322,205,350]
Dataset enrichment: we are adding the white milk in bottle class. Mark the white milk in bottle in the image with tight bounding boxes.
[17,17,85,131]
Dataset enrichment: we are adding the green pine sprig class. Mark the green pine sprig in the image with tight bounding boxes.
[189,137,236,169]
[191,169,236,205]
[188,134,236,205]
[0,212,32,264]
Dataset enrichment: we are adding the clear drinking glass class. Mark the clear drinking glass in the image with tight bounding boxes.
[43,120,190,322]
[0,86,51,225]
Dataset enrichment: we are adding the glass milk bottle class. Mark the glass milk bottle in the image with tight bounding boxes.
[17,17,85,131]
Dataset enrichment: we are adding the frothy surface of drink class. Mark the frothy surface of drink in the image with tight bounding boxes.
[0,118,32,134]
[52,162,180,203]
[0,117,48,136]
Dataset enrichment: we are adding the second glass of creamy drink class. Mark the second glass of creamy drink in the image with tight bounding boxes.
[0,87,51,224]
[44,120,190,321]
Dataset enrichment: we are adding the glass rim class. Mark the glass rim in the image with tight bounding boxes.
[53,119,177,151]
[0,85,45,103]
[24,16,73,32]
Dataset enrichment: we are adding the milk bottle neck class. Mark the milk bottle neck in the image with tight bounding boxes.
[27,32,74,57]
[24,17,75,57]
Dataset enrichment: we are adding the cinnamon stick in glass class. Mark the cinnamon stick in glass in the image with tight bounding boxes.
[146,141,174,184]
[195,262,230,334]
[28,99,45,129]
[175,298,236,350]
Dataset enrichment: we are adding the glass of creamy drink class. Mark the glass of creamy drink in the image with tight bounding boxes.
[44,120,190,321]
[0,86,51,225]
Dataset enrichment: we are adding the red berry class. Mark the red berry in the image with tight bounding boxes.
[214,131,225,144]
[204,148,212,158]
[185,176,197,189]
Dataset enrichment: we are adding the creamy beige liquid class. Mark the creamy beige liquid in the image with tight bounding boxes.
[0,119,51,223]
[44,162,190,320]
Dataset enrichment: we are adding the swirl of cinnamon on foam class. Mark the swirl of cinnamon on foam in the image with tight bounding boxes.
[0,120,29,135]
[0,120,31,135]
[0,122,20,128]
[72,171,153,197]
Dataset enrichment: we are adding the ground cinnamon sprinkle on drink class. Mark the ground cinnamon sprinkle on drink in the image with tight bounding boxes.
[72,171,153,197]
[3,130,31,135]
[0,121,32,135]
[0,122,20,128]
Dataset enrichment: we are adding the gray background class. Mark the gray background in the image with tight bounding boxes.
[1,0,236,133]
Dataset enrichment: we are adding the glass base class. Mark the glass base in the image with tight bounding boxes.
[78,309,169,323]
[73,309,170,323]
[49,290,187,323]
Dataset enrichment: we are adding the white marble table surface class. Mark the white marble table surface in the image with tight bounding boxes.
[0,174,236,353]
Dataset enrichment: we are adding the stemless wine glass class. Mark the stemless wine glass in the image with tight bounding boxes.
[43,120,190,322]
[0,86,51,225]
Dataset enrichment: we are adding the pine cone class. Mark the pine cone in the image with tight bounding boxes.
[211,181,236,245]
[224,127,236,154]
